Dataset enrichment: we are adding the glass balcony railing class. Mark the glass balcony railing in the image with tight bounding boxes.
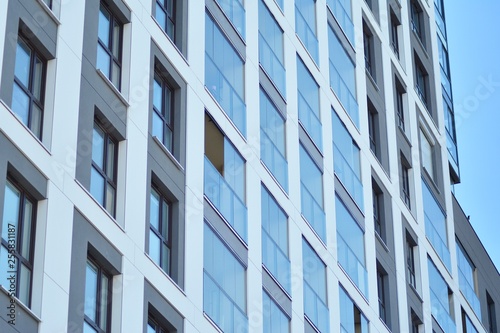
[337,233,368,297]
[262,228,291,294]
[204,156,248,242]
[430,288,456,333]
[301,183,326,242]
[424,213,451,271]
[441,68,452,100]
[329,61,359,128]
[259,32,286,98]
[327,0,355,45]
[435,8,447,40]
[204,271,248,333]
[261,129,288,191]
[298,91,323,150]
[216,0,246,39]
[333,144,364,211]
[446,130,459,165]
[458,268,481,316]
[205,55,246,136]
[304,281,330,333]
[295,6,319,64]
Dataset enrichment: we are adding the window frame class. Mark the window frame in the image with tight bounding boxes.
[410,1,424,43]
[147,314,170,333]
[91,120,118,217]
[12,35,47,139]
[377,266,388,325]
[1,178,37,307]
[84,256,112,333]
[97,2,123,90]
[372,183,384,241]
[363,27,374,79]
[401,161,411,209]
[406,238,417,289]
[396,86,405,132]
[152,70,175,154]
[390,12,400,58]
[155,0,176,42]
[415,62,428,107]
[148,185,173,275]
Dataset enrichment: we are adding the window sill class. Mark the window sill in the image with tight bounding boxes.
[96,69,129,107]
[0,285,41,322]
[144,252,186,296]
[366,68,379,92]
[375,232,390,253]
[329,86,361,135]
[262,265,292,301]
[35,0,61,25]
[408,283,423,303]
[333,173,365,217]
[151,16,189,65]
[258,63,287,103]
[300,213,327,249]
[295,33,320,71]
[203,312,224,333]
[74,179,125,233]
[212,0,247,45]
[398,123,412,146]
[260,160,289,198]
[337,262,370,305]
[153,136,184,172]
[298,120,323,156]
[0,99,52,156]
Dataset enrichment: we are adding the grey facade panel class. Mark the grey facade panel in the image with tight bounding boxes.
[143,279,184,333]
[0,292,38,333]
[259,71,287,119]
[262,268,292,318]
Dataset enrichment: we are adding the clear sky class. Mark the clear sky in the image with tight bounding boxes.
[446,0,500,270]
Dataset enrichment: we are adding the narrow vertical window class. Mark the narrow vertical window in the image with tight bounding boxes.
[155,0,175,41]
[12,36,46,139]
[84,258,112,333]
[97,3,123,89]
[401,161,411,209]
[377,266,389,327]
[152,72,174,153]
[0,180,36,307]
[396,86,405,132]
[390,13,400,57]
[406,237,417,289]
[90,121,118,217]
[149,186,172,275]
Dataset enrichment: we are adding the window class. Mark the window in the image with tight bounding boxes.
[295,0,318,63]
[149,186,172,275]
[456,241,481,315]
[261,186,290,293]
[299,144,325,242]
[152,71,174,153]
[302,239,329,332]
[363,26,374,79]
[339,287,369,333]
[462,310,479,333]
[367,99,379,157]
[147,314,171,333]
[84,258,112,333]
[43,0,53,8]
[487,292,497,333]
[428,258,455,333]
[390,12,400,57]
[406,236,417,289]
[415,62,428,107]
[396,84,406,132]
[0,179,36,307]
[372,181,384,241]
[262,290,289,333]
[297,57,322,150]
[377,265,389,327]
[327,0,355,43]
[216,0,246,39]
[410,1,424,43]
[204,114,247,242]
[97,2,123,89]
[332,111,363,209]
[260,89,288,191]
[401,159,411,209]
[411,311,422,333]
[90,121,117,217]
[155,0,175,41]
[203,223,247,332]
[259,0,285,96]
[205,13,246,135]
[328,26,359,127]
[12,36,46,139]
[419,128,435,180]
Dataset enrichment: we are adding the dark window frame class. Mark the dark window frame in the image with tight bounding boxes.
[1,177,37,307]
[13,34,47,139]
[152,70,175,154]
[97,2,123,90]
[487,292,497,333]
[147,314,170,333]
[396,87,405,132]
[406,237,417,289]
[415,62,428,107]
[372,182,384,241]
[401,160,411,209]
[377,266,388,325]
[390,12,400,58]
[91,120,118,217]
[84,256,113,333]
[410,1,424,44]
[149,184,173,275]
[155,0,176,42]
[363,26,375,79]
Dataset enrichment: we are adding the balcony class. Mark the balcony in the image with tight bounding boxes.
[333,143,364,211]
[204,156,248,242]
[301,182,326,242]
[259,32,286,98]
[216,0,246,39]
[424,212,451,271]
[261,129,288,191]
[435,8,447,39]
[337,233,368,297]
[458,268,481,316]
[329,61,359,128]
[205,55,246,136]
[295,6,319,64]
[304,281,329,333]
[298,91,323,151]
[441,67,452,100]
[204,271,248,333]
[262,228,291,294]
[327,0,355,45]
[429,288,456,333]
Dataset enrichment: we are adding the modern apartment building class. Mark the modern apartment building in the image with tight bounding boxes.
[0,0,498,332]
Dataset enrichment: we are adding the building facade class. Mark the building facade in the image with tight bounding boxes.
[0,0,498,332]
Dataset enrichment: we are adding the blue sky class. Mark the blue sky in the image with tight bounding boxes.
[446,0,500,270]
